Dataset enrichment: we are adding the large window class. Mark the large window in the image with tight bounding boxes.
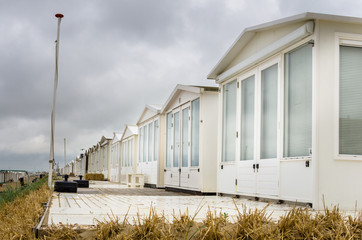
[148,122,153,162]
[166,112,172,167]
[143,125,147,162]
[138,127,143,163]
[191,98,200,166]
[154,120,159,161]
[222,80,237,162]
[284,44,312,157]
[182,108,189,167]
[240,76,255,160]
[260,64,278,159]
[129,140,133,166]
[173,112,180,167]
[339,45,362,155]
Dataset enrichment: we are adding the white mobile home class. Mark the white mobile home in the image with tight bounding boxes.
[120,125,138,184]
[136,104,165,188]
[110,132,122,182]
[162,85,218,193]
[208,12,362,210]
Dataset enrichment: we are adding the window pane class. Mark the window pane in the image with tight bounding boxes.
[223,80,237,162]
[148,122,153,162]
[191,98,200,167]
[126,141,130,167]
[339,46,362,155]
[143,125,147,162]
[174,112,180,167]
[129,140,132,167]
[284,44,312,157]
[240,76,255,160]
[166,113,172,167]
[130,139,134,167]
[122,143,126,167]
[182,108,189,167]
[138,127,142,163]
[261,64,278,159]
[154,120,159,161]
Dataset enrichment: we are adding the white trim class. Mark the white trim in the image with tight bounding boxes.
[216,21,314,83]
[334,32,362,161]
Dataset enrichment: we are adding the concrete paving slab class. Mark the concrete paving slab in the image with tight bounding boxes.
[48,181,296,226]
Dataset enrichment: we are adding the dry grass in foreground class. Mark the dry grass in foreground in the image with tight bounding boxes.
[43,204,362,239]
[0,184,51,239]
[1,181,361,239]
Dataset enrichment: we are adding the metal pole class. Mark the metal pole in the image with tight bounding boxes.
[49,13,64,189]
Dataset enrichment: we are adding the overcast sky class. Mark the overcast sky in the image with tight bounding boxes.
[0,0,361,171]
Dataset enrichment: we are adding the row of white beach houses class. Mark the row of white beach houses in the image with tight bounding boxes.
[61,12,362,210]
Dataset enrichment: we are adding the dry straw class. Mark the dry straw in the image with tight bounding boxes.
[84,173,105,181]
[1,180,362,239]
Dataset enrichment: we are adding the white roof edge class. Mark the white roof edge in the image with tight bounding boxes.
[136,104,162,125]
[207,12,362,80]
[161,84,216,113]
[121,124,138,141]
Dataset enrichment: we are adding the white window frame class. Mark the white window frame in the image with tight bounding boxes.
[237,69,257,162]
[280,41,314,161]
[221,79,238,165]
[335,32,362,161]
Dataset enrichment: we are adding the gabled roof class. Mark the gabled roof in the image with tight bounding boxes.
[161,84,218,113]
[112,132,123,144]
[99,136,112,145]
[207,12,362,80]
[136,104,162,125]
[121,124,138,141]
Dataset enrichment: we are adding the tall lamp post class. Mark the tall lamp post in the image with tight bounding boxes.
[49,13,64,188]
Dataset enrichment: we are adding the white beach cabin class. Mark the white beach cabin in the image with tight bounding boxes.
[136,104,165,188]
[120,125,138,185]
[208,12,362,210]
[162,85,219,194]
[99,136,112,180]
[110,132,122,182]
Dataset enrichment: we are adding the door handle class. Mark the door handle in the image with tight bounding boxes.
[253,164,255,172]
[256,164,259,172]
[179,168,181,173]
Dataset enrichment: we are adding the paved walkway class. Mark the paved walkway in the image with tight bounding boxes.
[48,181,295,226]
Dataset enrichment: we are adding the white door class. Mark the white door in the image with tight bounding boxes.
[171,110,181,186]
[237,74,257,194]
[180,105,190,188]
[237,61,279,197]
[189,98,201,190]
[257,63,279,196]
[164,112,173,186]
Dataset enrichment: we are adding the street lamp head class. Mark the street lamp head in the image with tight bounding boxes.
[55,13,64,18]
